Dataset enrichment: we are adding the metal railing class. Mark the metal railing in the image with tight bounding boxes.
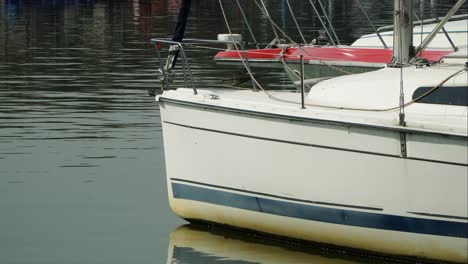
[377,13,468,32]
[151,37,253,95]
[152,39,194,93]
[151,37,309,111]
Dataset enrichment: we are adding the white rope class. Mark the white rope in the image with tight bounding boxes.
[400,68,465,108]
[213,58,463,110]
[255,68,465,112]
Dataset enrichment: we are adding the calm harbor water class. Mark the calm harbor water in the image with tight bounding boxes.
[1,1,465,263]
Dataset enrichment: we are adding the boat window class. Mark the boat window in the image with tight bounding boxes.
[412,86,468,106]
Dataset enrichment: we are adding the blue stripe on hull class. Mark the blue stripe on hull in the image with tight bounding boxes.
[171,182,468,238]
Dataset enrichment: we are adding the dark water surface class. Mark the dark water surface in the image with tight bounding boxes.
[1,1,465,263]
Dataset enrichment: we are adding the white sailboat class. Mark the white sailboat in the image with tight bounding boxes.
[155,0,468,262]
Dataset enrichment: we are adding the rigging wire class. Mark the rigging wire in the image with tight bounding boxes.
[214,0,464,113]
[426,0,459,52]
[315,0,341,45]
[235,0,260,49]
[218,0,265,91]
[284,0,307,44]
[218,0,353,95]
[258,0,281,43]
[419,1,424,47]
[399,9,406,126]
[252,0,296,44]
[307,0,336,46]
[355,0,388,49]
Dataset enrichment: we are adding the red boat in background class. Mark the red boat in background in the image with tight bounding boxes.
[214,17,467,84]
[215,45,452,84]
[215,45,451,68]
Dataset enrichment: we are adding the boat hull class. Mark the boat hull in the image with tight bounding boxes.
[159,99,468,263]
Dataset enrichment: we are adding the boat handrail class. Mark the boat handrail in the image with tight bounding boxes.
[151,37,252,95]
[151,39,195,94]
[413,0,466,58]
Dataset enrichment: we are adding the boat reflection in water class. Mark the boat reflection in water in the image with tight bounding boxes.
[167,224,400,264]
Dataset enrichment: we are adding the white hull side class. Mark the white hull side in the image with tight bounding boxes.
[160,101,468,263]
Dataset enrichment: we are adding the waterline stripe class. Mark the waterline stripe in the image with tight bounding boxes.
[172,178,383,211]
[407,211,468,221]
[171,182,468,239]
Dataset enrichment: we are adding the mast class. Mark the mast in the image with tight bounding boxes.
[172,0,191,44]
[391,0,414,65]
[164,0,192,71]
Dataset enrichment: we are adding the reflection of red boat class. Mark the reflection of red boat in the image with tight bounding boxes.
[214,46,453,81]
